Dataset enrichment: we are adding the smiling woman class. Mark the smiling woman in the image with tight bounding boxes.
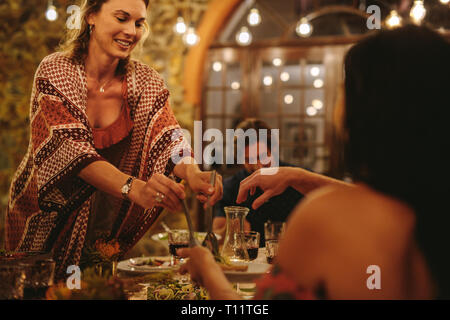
[5,0,223,281]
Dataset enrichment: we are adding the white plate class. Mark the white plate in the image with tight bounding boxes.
[117,256,175,274]
[223,261,271,283]
[151,232,221,246]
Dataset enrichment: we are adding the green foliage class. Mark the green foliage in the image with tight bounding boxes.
[0,0,68,246]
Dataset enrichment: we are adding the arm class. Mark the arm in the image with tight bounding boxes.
[173,157,223,208]
[178,246,241,300]
[78,160,185,212]
[237,167,353,209]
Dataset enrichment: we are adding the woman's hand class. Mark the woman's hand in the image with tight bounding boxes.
[186,167,223,209]
[129,173,185,212]
[236,167,294,209]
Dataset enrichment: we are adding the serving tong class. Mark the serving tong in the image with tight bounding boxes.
[202,170,219,256]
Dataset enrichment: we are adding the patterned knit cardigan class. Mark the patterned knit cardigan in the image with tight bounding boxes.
[6,52,189,278]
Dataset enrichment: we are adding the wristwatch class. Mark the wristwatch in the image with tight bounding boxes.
[121,176,136,200]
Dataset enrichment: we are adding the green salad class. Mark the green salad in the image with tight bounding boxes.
[147,279,208,300]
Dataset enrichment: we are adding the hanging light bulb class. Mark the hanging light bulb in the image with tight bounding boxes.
[231,82,240,90]
[410,0,426,24]
[263,76,273,86]
[212,62,222,72]
[386,10,402,29]
[310,66,320,77]
[272,58,282,67]
[174,16,187,34]
[247,8,261,26]
[45,2,58,21]
[183,26,199,46]
[439,0,449,4]
[312,99,323,110]
[306,106,318,116]
[296,17,313,37]
[236,26,252,46]
[280,72,290,82]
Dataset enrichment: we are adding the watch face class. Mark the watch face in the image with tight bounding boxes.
[122,185,130,194]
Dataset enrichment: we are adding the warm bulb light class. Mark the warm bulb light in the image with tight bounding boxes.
[236,26,252,46]
[312,99,323,110]
[263,76,273,86]
[410,0,426,24]
[313,79,324,88]
[174,17,187,34]
[284,94,294,105]
[280,72,290,82]
[310,66,320,77]
[306,106,318,116]
[46,5,58,21]
[272,58,282,66]
[231,82,240,90]
[183,27,199,46]
[212,62,222,72]
[386,10,402,28]
[247,8,261,26]
[296,18,313,37]
[440,0,449,4]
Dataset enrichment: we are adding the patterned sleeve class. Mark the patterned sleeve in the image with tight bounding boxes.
[31,70,104,210]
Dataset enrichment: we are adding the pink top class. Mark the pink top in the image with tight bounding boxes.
[92,77,133,149]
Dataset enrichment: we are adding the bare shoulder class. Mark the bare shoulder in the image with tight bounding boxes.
[287,184,416,241]
[277,184,417,297]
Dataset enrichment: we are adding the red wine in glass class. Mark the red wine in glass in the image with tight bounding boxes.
[247,247,259,260]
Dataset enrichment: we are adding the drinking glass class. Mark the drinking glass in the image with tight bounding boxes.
[168,229,190,266]
[265,240,279,264]
[264,221,286,243]
[244,231,260,261]
[0,263,26,300]
[20,259,55,300]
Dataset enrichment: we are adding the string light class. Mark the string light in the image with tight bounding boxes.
[231,81,240,90]
[174,16,187,34]
[263,76,273,86]
[280,72,290,82]
[296,18,313,37]
[310,66,320,77]
[386,10,402,29]
[183,26,199,46]
[236,26,252,46]
[247,8,261,26]
[410,0,426,24]
[45,2,58,21]
[272,58,282,66]
[212,62,222,72]
[312,99,323,110]
[313,79,324,88]
[284,94,294,104]
[306,106,318,116]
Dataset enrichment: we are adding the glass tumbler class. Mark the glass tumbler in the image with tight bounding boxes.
[0,263,26,300]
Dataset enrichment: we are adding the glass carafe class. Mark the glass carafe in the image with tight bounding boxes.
[221,206,250,262]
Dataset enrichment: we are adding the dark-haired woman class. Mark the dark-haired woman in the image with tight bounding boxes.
[179,25,450,299]
[5,0,222,279]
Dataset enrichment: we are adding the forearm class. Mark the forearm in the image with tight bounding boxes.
[288,167,353,194]
[173,156,201,181]
[78,160,145,204]
[203,266,242,300]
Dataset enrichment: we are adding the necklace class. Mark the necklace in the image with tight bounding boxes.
[99,77,114,93]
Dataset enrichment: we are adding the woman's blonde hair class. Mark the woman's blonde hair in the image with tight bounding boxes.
[58,0,150,74]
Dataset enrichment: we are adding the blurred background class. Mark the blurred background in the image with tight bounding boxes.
[1,0,449,255]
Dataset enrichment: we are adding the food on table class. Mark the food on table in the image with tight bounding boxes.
[214,254,248,272]
[147,279,208,300]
